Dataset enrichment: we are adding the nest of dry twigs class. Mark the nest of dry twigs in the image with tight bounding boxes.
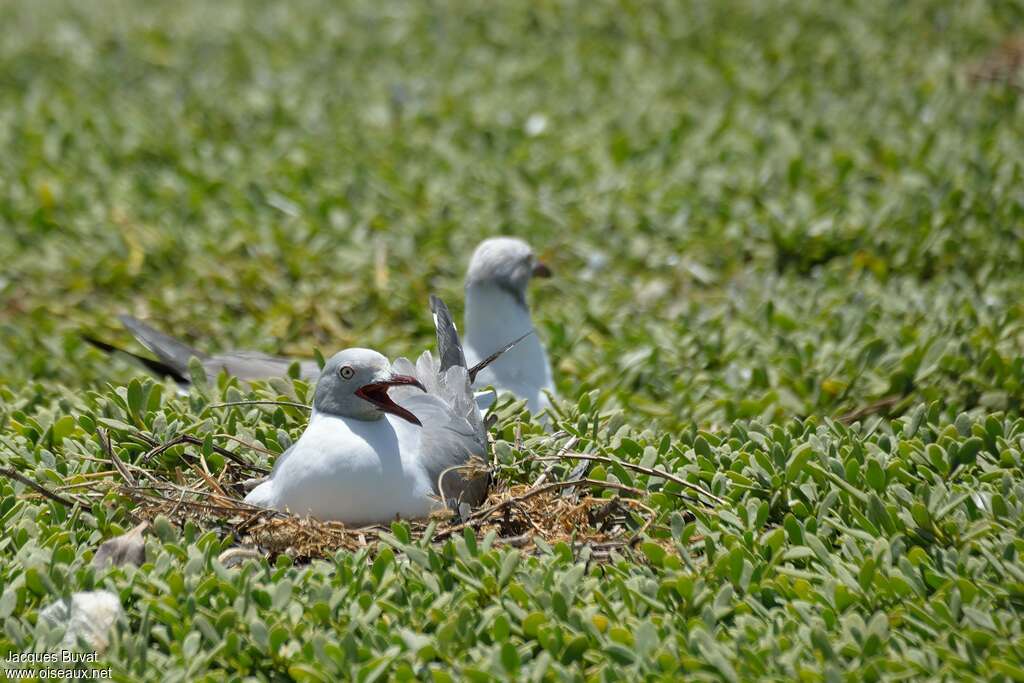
[58,428,715,563]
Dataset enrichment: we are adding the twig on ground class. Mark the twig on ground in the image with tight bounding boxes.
[0,467,78,507]
[214,433,277,457]
[838,395,902,425]
[100,428,136,486]
[190,460,228,499]
[528,435,579,490]
[536,452,727,506]
[493,533,533,548]
[204,400,311,413]
[138,433,266,474]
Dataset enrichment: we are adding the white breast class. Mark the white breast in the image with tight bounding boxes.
[245,411,436,525]
[464,285,554,412]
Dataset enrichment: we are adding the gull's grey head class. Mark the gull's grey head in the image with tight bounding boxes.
[465,237,551,306]
[314,348,425,424]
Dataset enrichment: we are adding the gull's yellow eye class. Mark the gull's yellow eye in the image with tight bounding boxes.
[339,365,355,380]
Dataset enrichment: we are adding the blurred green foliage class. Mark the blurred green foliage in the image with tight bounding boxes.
[2,0,1024,679]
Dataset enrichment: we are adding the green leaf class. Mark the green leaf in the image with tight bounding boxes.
[955,437,983,468]
[903,404,925,439]
[372,547,395,582]
[463,527,477,555]
[272,579,293,609]
[954,413,972,437]
[96,417,135,433]
[24,567,47,596]
[391,521,411,544]
[182,631,201,658]
[127,379,144,419]
[786,443,814,482]
[522,612,546,638]
[0,589,17,618]
[865,459,885,493]
[500,642,520,672]
[562,634,588,663]
[188,356,208,388]
[640,541,666,567]
[289,664,329,683]
[52,415,76,443]
[858,558,876,592]
[498,551,520,587]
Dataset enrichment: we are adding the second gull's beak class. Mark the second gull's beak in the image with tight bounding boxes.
[532,260,552,278]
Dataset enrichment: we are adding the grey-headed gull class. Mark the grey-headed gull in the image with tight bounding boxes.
[243,297,496,525]
[463,237,556,413]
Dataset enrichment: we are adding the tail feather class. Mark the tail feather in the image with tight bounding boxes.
[118,315,207,376]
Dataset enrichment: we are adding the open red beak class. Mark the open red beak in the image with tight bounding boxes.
[355,374,426,426]
[532,260,552,278]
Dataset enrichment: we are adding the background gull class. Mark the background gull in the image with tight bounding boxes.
[463,236,556,413]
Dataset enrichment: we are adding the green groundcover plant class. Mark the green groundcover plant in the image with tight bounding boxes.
[2,0,1023,679]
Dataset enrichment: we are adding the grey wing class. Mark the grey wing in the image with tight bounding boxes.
[392,354,484,438]
[398,392,487,491]
[392,298,489,495]
[429,295,466,372]
[298,360,321,381]
[117,315,313,384]
[204,351,306,382]
[119,315,208,376]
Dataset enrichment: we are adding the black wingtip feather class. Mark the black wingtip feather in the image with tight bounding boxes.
[81,335,118,354]
[467,329,536,383]
[430,295,467,372]
[82,335,190,383]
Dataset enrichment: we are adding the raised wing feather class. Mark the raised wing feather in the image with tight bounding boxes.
[429,295,467,372]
